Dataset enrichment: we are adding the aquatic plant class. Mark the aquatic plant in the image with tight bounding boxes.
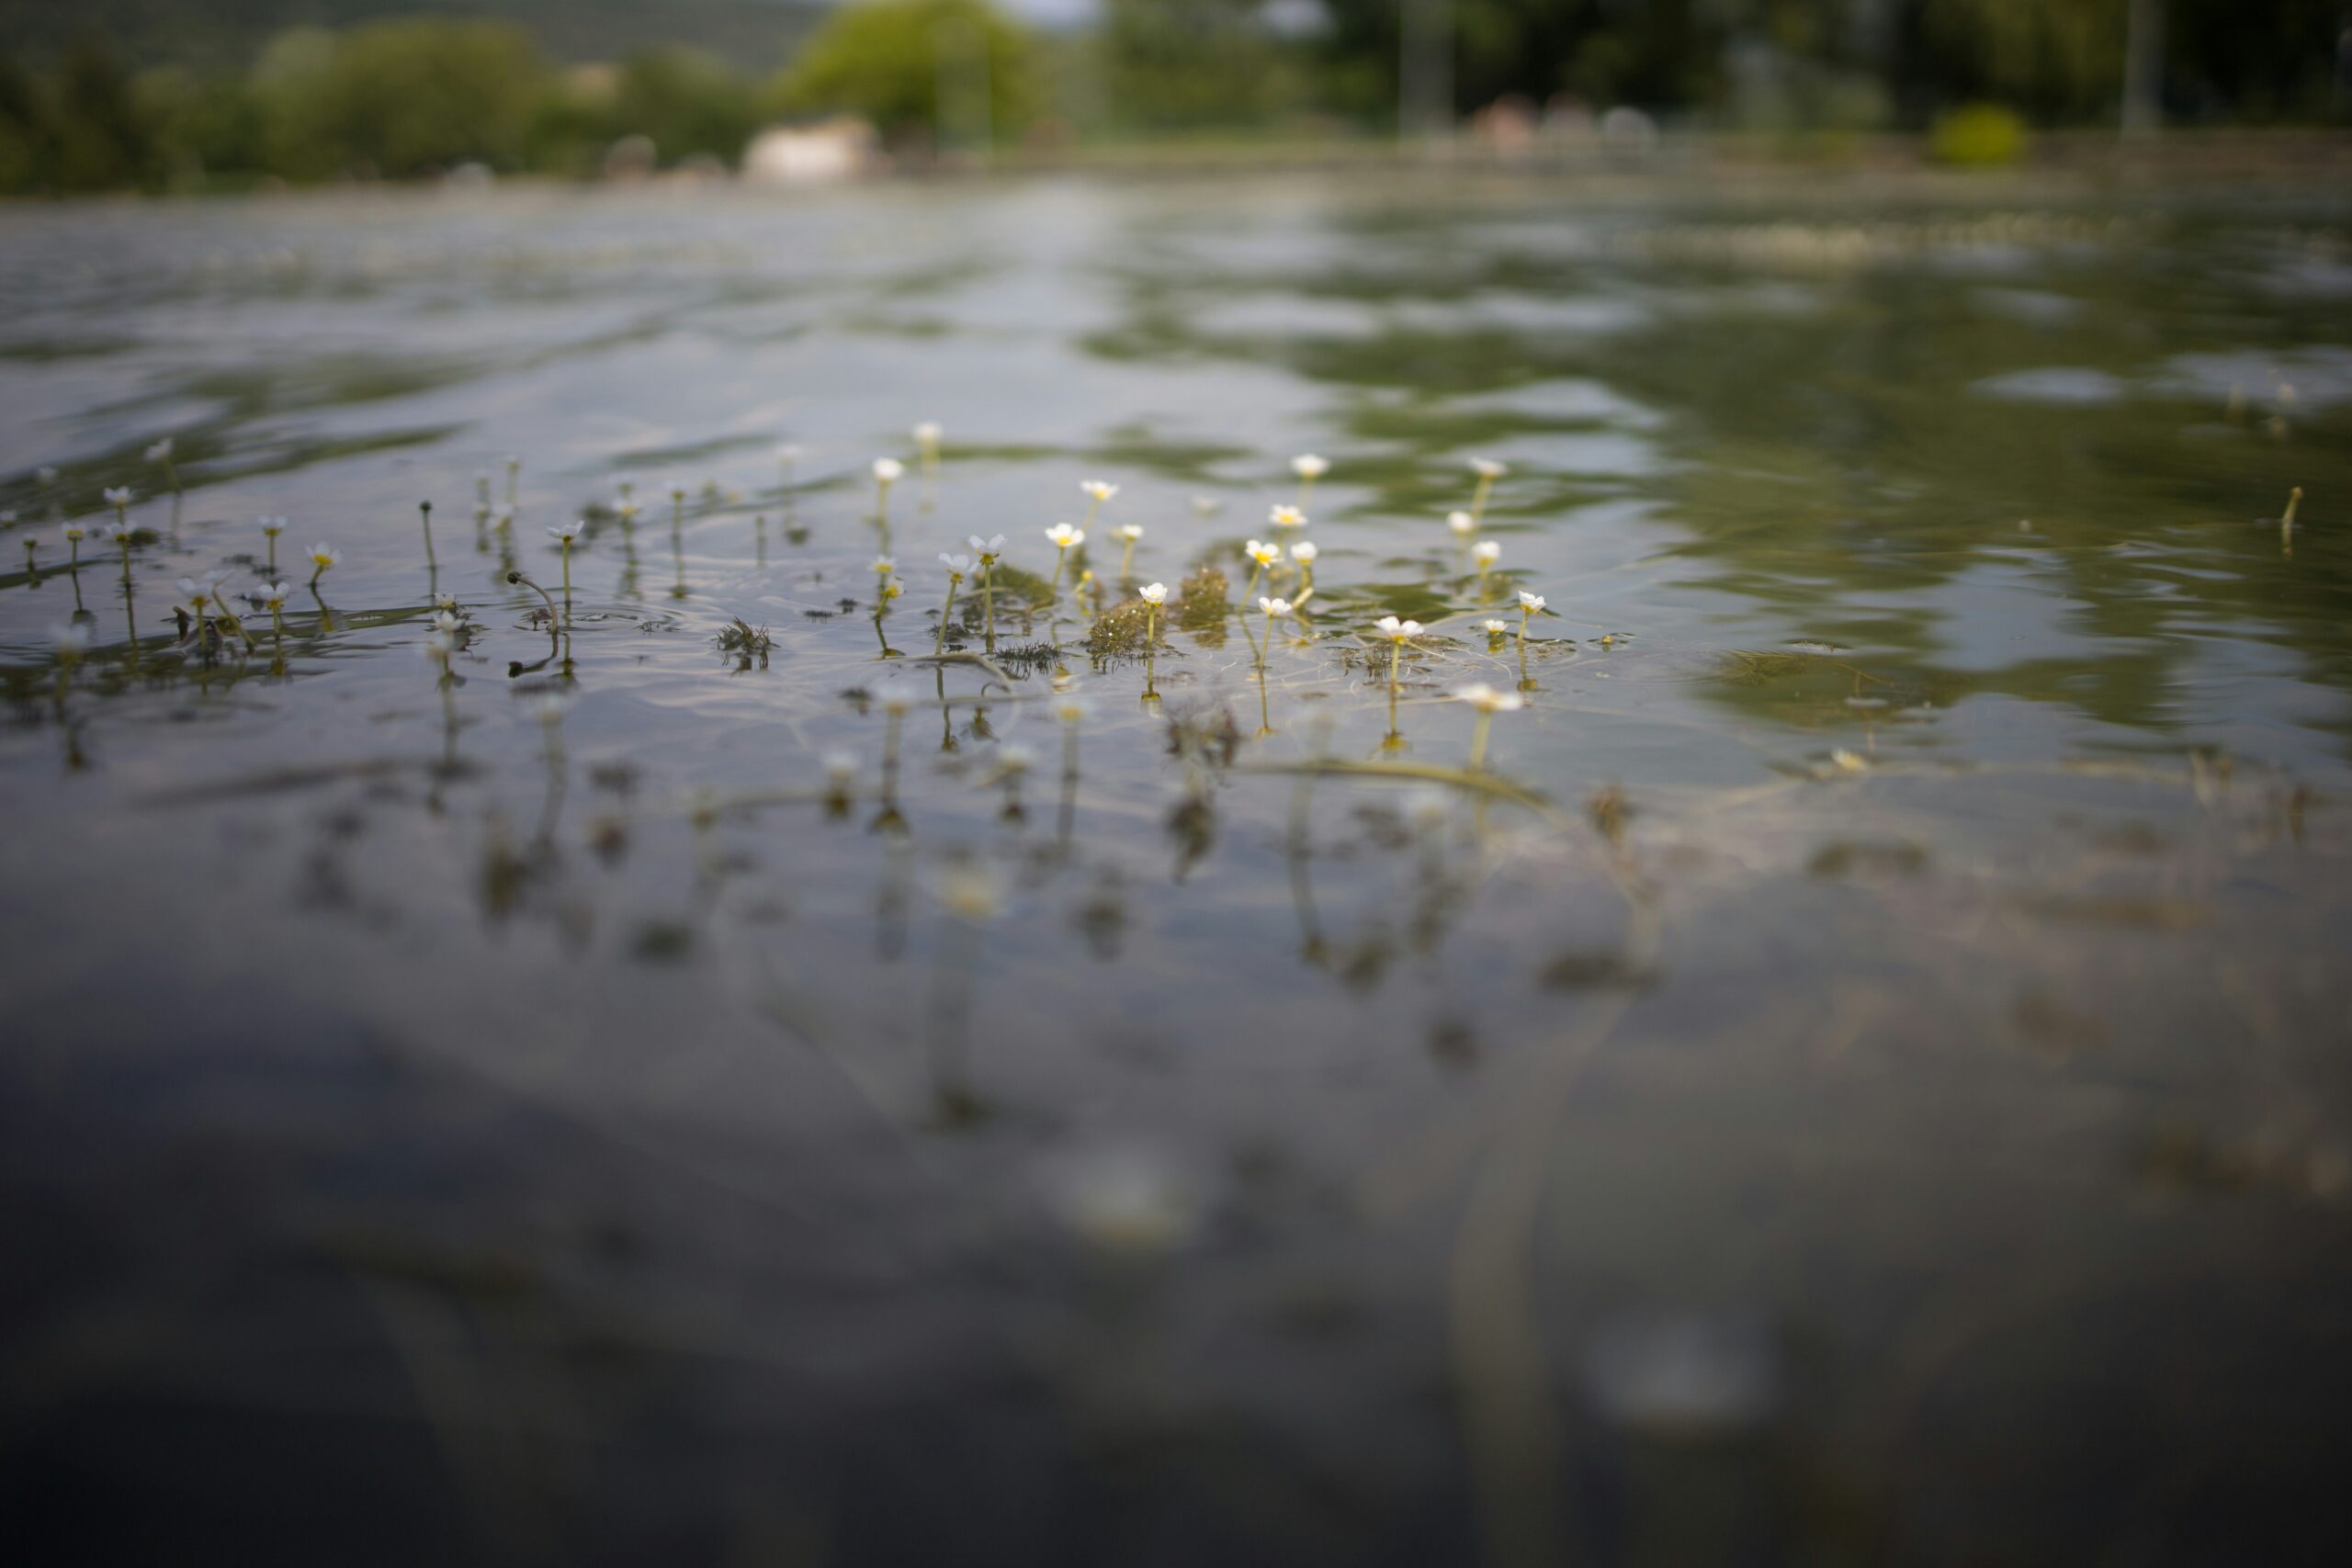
[1472,538,1501,594]
[1290,540,1317,602]
[546,520,582,612]
[1291,453,1328,509]
[1113,522,1143,582]
[1516,590,1544,653]
[968,533,1007,651]
[1453,683,1524,773]
[104,487,133,530]
[307,542,341,587]
[1138,581,1168,697]
[1045,523,1085,593]
[873,457,904,523]
[258,517,285,574]
[1242,538,1282,603]
[915,422,942,479]
[1467,457,1505,525]
[147,438,179,498]
[1080,479,1117,529]
[1376,614,1423,695]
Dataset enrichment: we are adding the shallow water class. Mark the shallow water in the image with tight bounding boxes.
[3,173,2349,1566]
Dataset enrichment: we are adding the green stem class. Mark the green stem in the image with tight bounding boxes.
[935,577,960,655]
[1468,710,1493,773]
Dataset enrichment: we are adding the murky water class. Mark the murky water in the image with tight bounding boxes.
[3,173,2349,1566]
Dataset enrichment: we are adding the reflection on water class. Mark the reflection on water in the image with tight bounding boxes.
[2,175,2349,1565]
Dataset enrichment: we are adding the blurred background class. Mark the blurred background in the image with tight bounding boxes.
[1,0,2348,195]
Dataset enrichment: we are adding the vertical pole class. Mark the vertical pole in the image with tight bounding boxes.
[1399,0,1454,147]
[2122,0,2164,137]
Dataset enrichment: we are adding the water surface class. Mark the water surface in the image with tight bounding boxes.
[3,173,2349,1566]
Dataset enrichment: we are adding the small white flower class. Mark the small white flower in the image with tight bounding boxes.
[52,622,92,653]
[913,422,942,444]
[1244,538,1282,567]
[1290,541,1318,564]
[774,445,800,464]
[435,592,458,611]
[104,487,133,506]
[258,516,286,536]
[1470,457,1508,479]
[175,575,209,601]
[1453,683,1524,714]
[1473,540,1501,567]
[423,630,457,660]
[1447,510,1476,536]
[968,533,1007,560]
[434,610,463,634]
[1114,523,1144,542]
[939,551,973,576]
[1080,479,1118,503]
[1269,504,1306,529]
[1291,454,1329,479]
[308,543,342,569]
[1045,523,1085,549]
[1482,618,1509,634]
[63,523,85,542]
[873,457,904,483]
[613,496,642,520]
[1258,596,1294,617]
[872,555,896,574]
[1518,590,1545,613]
[1138,581,1169,605]
[1375,615,1423,641]
[821,750,857,783]
[940,861,1000,919]
[258,581,291,605]
[995,743,1036,776]
[105,521,132,543]
[1052,694,1091,723]
[1189,495,1220,517]
[145,438,174,462]
[548,520,582,543]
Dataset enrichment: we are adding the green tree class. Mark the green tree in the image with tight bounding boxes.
[1100,0,1301,130]
[611,46,759,164]
[767,0,1036,143]
[252,19,546,181]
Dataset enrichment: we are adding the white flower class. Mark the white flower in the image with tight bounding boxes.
[940,861,1000,919]
[51,622,92,653]
[613,496,642,520]
[1291,541,1318,564]
[104,487,134,506]
[774,446,800,464]
[821,750,857,783]
[1257,596,1294,617]
[145,438,174,462]
[1052,694,1091,723]
[175,576,210,601]
[1189,495,1220,517]
[1138,581,1169,605]
[913,422,942,444]
[258,516,286,536]
[995,743,1036,775]
[1375,615,1423,641]
[1045,523,1085,549]
[548,520,582,543]
[1291,454,1329,479]
[1482,618,1509,634]
[1269,504,1306,529]
[63,523,85,542]
[434,610,463,634]
[308,544,341,569]
[1517,590,1546,613]
[105,521,132,543]
[939,551,973,576]
[872,555,896,574]
[1080,479,1118,502]
[1447,510,1476,536]
[1453,683,1524,714]
[1473,540,1501,567]
[258,581,291,605]
[423,630,457,660]
[1244,538,1282,567]
[968,533,1006,560]
[1114,523,1144,541]
[435,592,458,611]
[873,457,904,482]
[1469,457,1507,479]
